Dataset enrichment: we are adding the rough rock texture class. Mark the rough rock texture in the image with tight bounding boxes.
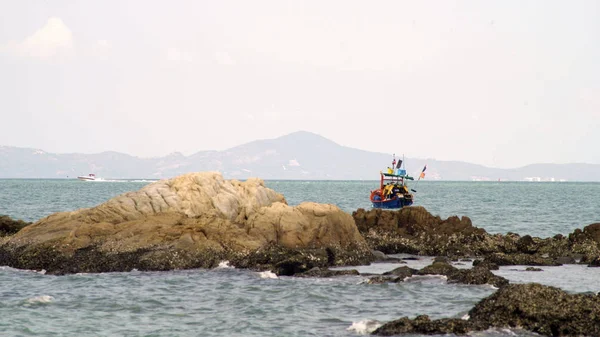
[0,215,30,237]
[353,207,600,264]
[468,283,600,336]
[374,283,600,336]
[366,262,507,288]
[373,315,471,336]
[0,172,373,274]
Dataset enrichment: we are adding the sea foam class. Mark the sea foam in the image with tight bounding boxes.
[258,271,278,279]
[217,261,234,269]
[25,295,54,304]
[347,320,382,335]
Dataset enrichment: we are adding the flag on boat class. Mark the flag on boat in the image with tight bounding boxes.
[419,165,427,179]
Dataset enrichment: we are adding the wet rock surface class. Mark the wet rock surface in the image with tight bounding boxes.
[366,261,508,288]
[374,283,600,336]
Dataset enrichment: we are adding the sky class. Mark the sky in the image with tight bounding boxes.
[0,1,598,168]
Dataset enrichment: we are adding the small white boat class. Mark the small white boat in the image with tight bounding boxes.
[77,173,97,181]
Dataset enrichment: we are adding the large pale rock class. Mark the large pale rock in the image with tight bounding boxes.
[0,172,372,274]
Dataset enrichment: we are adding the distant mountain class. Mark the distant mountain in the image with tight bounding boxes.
[1,131,600,181]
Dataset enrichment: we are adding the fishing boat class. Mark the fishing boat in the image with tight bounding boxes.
[369,156,425,209]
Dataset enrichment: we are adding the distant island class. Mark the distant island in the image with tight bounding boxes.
[1,131,600,181]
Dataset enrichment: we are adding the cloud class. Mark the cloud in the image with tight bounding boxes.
[2,17,74,60]
[166,47,193,62]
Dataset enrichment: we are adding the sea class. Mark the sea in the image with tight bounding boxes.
[1,179,599,337]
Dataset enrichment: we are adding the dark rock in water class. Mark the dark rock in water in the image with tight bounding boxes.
[451,265,509,288]
[588,256,600,267]
[554,256,576,265]
[0,215,31,237]
[483,253,561,266]
[372,250,405,263]
[469,283,600,336]
[472,259,499,270]
[295,267,359,278]
[376,283,600,336]
[382,266,418,279]
[433,256,450,263]
[373,315,471,336]
[417,261,508,288]
[418,261,456,276]
[365,275,403,284]
[525,267,543,271]
[401,257,420,260]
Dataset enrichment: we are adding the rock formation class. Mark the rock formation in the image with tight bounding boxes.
[353,207,600,265]
[0,172,373,274]
[374,283,600,336]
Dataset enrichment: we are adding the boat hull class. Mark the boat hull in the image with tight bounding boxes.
[370,189,413,209]
[371,197,413,209]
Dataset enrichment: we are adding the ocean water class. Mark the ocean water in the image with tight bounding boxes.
[1,179,600,337]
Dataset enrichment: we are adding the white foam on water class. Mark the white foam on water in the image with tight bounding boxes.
[26,295,54,304]
[216,261,234,269]
[346,320,382,335]
[404,274,448,283]
[462,314,470,320]
[258,271,278,279]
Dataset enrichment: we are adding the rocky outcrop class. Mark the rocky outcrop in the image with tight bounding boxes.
[374,283,600,336]
[353,207,600,264]
[0,215,30,237]
[366,262,508,288]
[0,172,373,274]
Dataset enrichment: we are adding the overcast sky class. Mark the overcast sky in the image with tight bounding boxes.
[1,1,598,168]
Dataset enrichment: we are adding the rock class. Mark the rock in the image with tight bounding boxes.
[373,315,472,336]
[372,250,405,263]
[0,215,31,237]
[417,261,456,276]
[483,253,561,266]
[451,265,509,288]
[417,261,508,288]
[583,223,600,243]
[525,267,543,271]
[365,275,403,284]
[382,266,418,279]
[516,235,539,254]
[472,259,499,270]
[588,256,600,267]
[469,283,600,336]
[0,172,373,274]
[294,267,360,278]
[554,256,576,265]
[376,283,600,336]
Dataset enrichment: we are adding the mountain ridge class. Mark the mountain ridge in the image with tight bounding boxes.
[1,131,599,181]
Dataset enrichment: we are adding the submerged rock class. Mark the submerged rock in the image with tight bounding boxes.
[0,172,373,274]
